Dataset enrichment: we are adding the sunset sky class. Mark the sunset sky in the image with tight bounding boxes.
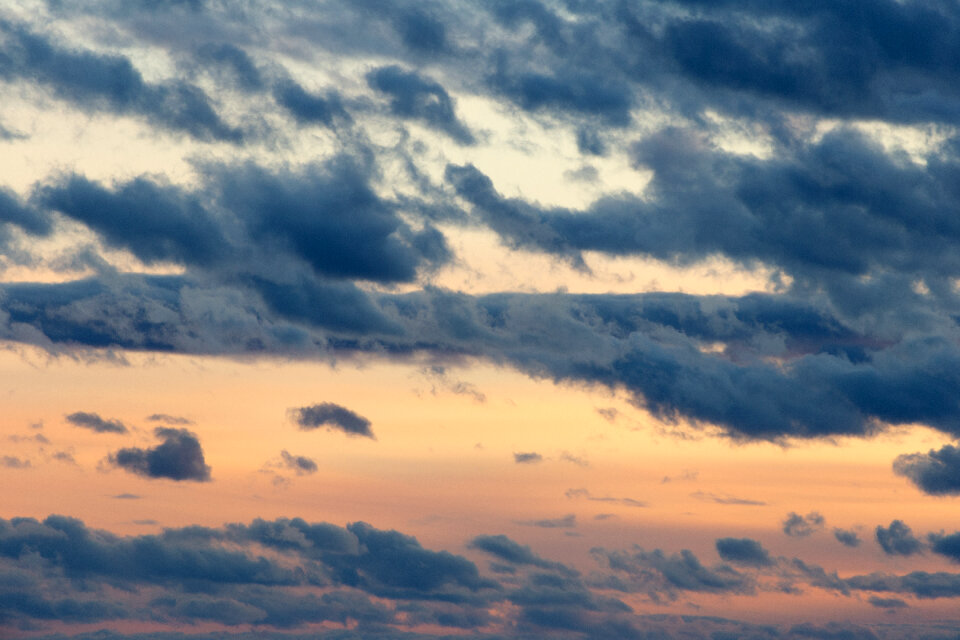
[3,1,960,638]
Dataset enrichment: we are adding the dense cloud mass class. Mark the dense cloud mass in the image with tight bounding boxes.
[4,0,960,637]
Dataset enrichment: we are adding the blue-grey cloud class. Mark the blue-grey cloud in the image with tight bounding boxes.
[715,537,774,567]
[146,414,194,425]
[893,444,960,496]
[834,528,862,548]
[929,532,960,563]
[783,512,825,538]
[0,22,241,141]
[470,534,575,575]
[65,411,128,434]
[272,78,348,127]
[279,450,318,475]
[367,66,474,144]
[291,402,373,439]
[876,521,924,557]
[517,514,575,529]
[513,452,542,464]
[108,427,211,481]
[0,456,30,469]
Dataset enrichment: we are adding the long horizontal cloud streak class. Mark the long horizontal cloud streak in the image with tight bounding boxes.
[5,514,944,638]
[3,277,960,441]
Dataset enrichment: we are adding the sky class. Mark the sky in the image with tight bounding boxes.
[2,0,960,638]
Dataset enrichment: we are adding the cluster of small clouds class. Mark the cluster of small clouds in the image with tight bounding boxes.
[2,403,372,482]
[3,513,960,639]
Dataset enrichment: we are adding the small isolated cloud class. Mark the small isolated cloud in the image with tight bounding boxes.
[146,413,194,425]
[715,538,774,567]
[783,512,825,537]
[279,450,318,475]
[290,403,374,439]
[51,451,76,465]
[66,411,128,434]
[661,470,699,484]
[513,452,542,464]
[108,428,211,481]
[834,528,862,548]
[1,456,30,469]
[876,520,924,556]
[691,491,765,506]
[893,444,960,495]
[868,596,908,610]
[565,488,648,508]
[112,493,141,499]
[560,452,589,467]
[517,514,576,529]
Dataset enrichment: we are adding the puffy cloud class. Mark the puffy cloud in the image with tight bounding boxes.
[929,532,960,563]
[715,537,774,567]
[876,521,924,557]
[366,66,474,144]
[0,22,241,141]
[893,445,960,496]
[65,411,129,434]
[783,512,825,538]
[291,403,374,439]
[834,528,862,548]
[108,427,212,481]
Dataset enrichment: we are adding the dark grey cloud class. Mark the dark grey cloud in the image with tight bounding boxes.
[592,546,753,601]
[469,534,574,575]
[834,528,862,548]
[846,570,960,599]
[108,427,211,481]
[65,411,128,434]
[367,66,474,144]
[868,595,908,610]
[195,43,263,92]
[930,532,960,563]
[272,78,348,127]
[783,512,825,538]
[279,450,318,475]
[513,452,542,464]
[0,22,241,141]
[876,520,924,557]
[291,403,373,439]
[0,187,51,236]
[893,444,960,496]
[715,537,774,568]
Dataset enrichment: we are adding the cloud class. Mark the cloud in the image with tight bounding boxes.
[108,427,212,481]
[592,546,754,601]
[834,528,862,548]
[146,413,194,425]
[876,520,924,557]
[469,534,575,575]
[868,596,908,610]
[65,411,129,434]
[0,22,242,141]
[290,403,374,439]
[565,488,647,508]
[715,538,774,568]
[279,450,318,475]
[930,532,960,563]
[783,512,825,537]
[893,444,960,495]
[691,491,765,506]
[516,514,576,529]
[272,78,347,127]
[0,456,30,469]
[366,66,474,144]
[513,452,542,464]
